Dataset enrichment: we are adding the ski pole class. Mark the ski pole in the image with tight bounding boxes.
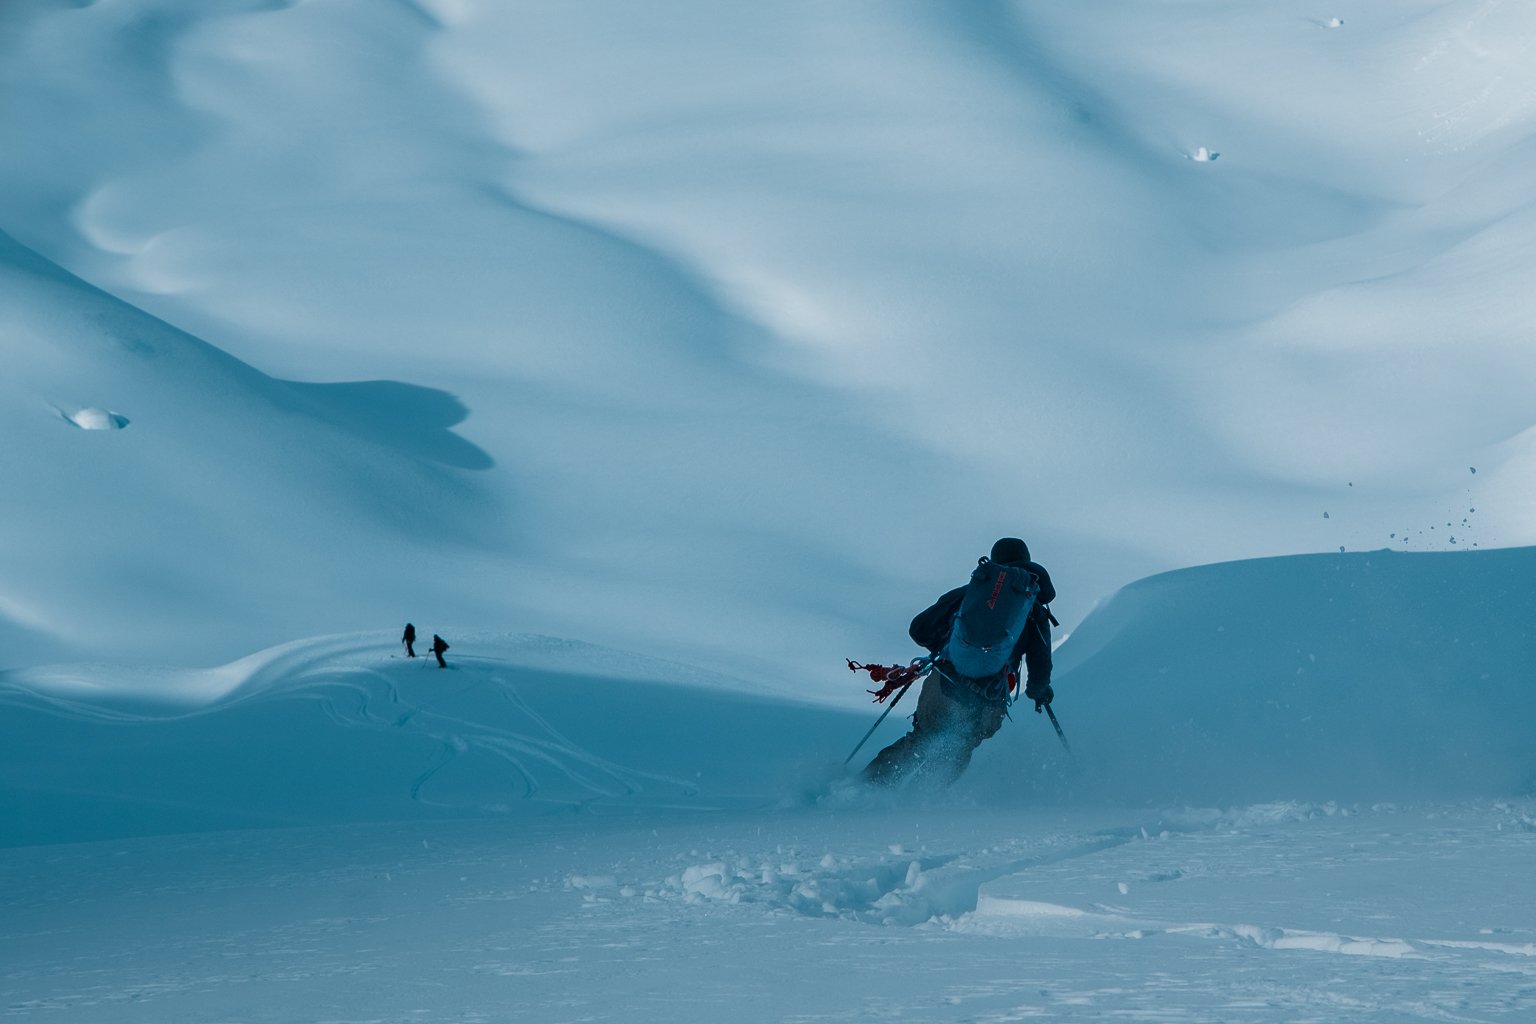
[1044,704,1072,756]
[842,677,917,767]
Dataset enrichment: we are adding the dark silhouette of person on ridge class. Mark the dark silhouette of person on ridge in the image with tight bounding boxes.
[431,633,450,669]
[402,622,417,658]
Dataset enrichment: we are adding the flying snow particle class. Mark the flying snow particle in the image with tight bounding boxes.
[1323,511,1330,519]
[1470,466,1477,474]
[1325,17,1344,29]
[1190,146,1220,162]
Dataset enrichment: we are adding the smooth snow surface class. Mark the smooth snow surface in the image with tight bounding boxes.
[3,0,1536,1020]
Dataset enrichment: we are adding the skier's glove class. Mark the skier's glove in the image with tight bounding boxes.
[1024,682,1054,713]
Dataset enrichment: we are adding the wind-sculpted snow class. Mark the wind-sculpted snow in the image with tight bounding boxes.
[6,1,1536,689]
[5,2,1536,1019]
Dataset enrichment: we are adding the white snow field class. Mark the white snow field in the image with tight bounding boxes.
[3,0,1536,1020]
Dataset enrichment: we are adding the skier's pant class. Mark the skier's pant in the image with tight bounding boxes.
[863,673,1006,787]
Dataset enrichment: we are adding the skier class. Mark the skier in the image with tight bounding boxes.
[864,537,1055,788]
[402,622,417,658]
[431,633,450,669]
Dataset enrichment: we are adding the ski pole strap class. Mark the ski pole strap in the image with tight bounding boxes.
[847,657,932,703]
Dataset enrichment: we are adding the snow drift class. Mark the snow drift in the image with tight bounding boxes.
[1026,545,1536,804]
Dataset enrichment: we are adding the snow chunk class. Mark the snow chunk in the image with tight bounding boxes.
[678,862,739,901]
[65,407,130,430]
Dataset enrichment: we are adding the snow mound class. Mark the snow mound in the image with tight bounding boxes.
[995,547,1536,805]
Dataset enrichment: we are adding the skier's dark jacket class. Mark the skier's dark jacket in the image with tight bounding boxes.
[909,559,1054,690]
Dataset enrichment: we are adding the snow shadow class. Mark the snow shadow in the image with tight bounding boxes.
[284,379,493,470]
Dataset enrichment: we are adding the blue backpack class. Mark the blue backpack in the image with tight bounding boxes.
[941,558,1040,681]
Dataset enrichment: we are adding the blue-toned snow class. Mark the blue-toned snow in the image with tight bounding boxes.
[3,0,1536,1020]
[4,546,1534,1020]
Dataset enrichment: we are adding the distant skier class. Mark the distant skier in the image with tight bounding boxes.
[864,537,1056,788]
[431,633,450,669]
[402,622,417,658]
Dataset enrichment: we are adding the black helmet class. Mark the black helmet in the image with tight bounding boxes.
[989,537,1030,564]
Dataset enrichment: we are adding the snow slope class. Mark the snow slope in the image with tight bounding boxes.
[0,229,497,666]
[5,0,1536,683]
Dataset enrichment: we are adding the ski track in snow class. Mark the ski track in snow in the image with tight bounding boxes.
[397,670,701,811]
[297,653,709,813]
